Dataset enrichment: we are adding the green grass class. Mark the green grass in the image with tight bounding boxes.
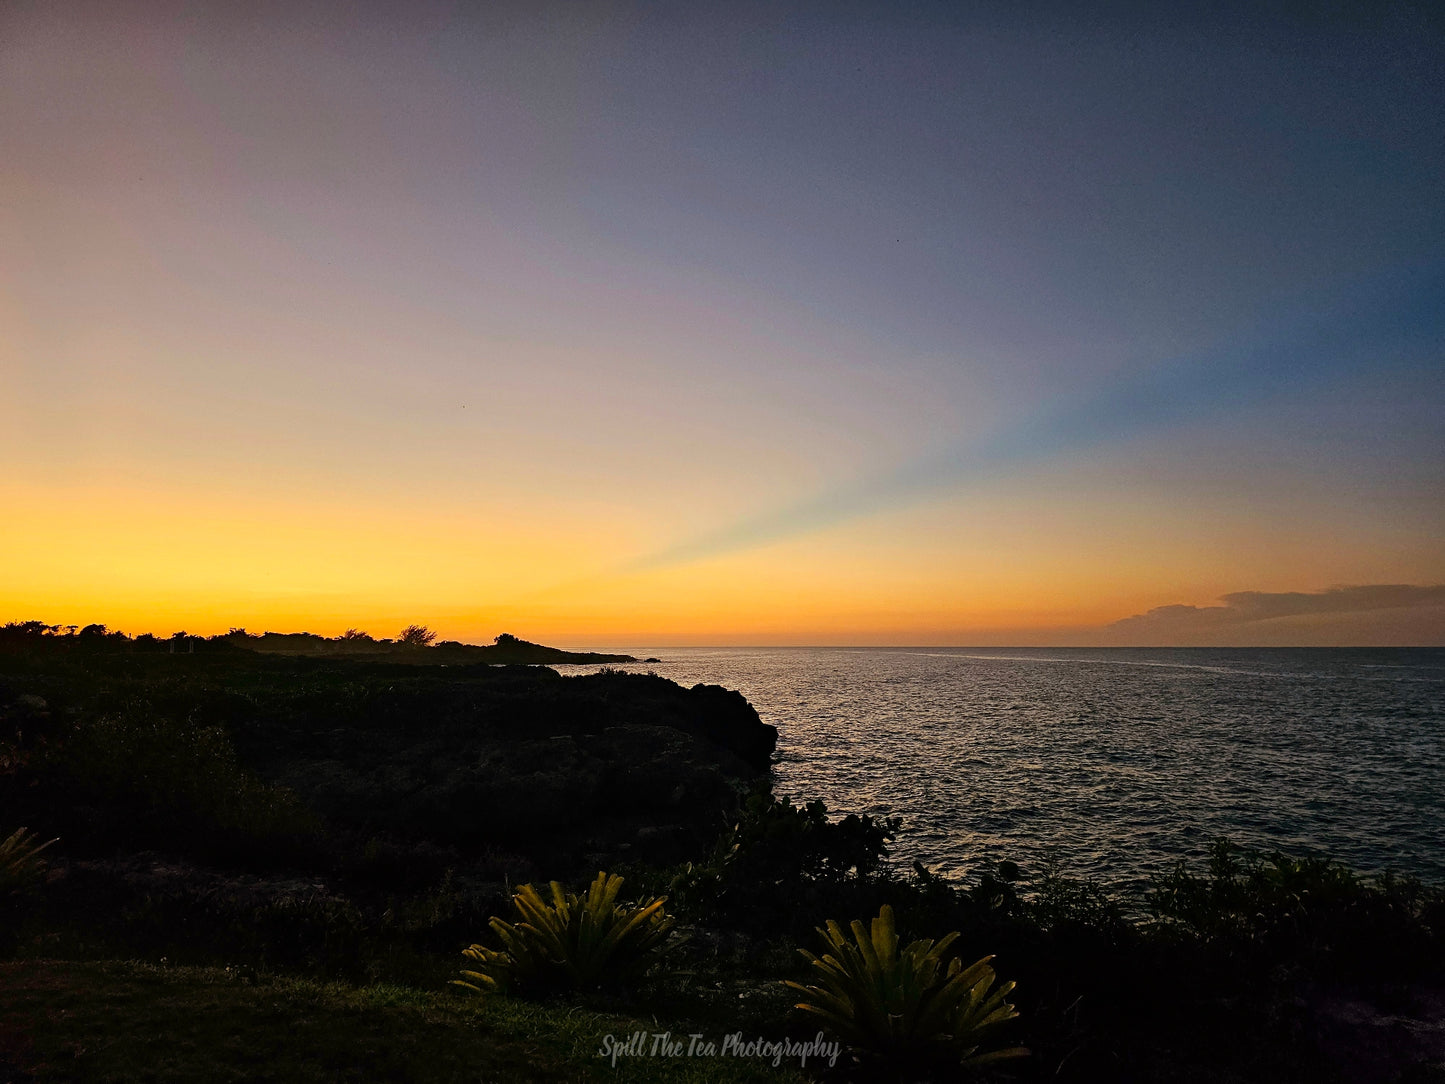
[0,960,807,1083]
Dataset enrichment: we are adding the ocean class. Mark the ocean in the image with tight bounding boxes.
[560,647,1445,889]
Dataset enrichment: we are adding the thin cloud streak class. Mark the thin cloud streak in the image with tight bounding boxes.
[626,260,1445,573]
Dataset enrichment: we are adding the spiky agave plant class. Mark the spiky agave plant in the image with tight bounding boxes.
[453,871,676,996]
[786,904,1027,1070]
[0,827,57,894]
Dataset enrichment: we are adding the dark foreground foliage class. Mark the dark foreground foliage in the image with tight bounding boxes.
[0,635,775,875]
[2,628,1442,1082]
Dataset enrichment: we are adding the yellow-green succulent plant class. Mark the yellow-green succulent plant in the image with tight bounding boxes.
[786,903,1027,1070]
[454,871,675,996]
[0,827,57,894]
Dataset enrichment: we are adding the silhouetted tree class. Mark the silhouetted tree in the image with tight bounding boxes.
[397,625,436,647]
[2,622,57,639]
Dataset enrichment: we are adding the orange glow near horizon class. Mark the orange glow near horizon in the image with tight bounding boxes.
[5,476,1441,647]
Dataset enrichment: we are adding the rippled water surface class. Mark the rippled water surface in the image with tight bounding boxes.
[563,647,1445,886]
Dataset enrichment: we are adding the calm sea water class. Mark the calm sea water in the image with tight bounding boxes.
[559,647,1445,888]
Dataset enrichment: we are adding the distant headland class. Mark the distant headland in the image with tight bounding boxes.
[0,621,636,666]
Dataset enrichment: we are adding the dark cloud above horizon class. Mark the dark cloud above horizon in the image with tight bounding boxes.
[1105,585,1445,644]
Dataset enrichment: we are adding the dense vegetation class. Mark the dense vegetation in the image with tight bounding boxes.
[0,620,638,665]
[1,622,1442,1082]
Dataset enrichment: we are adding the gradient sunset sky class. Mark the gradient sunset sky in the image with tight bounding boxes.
[3,2,1443,646]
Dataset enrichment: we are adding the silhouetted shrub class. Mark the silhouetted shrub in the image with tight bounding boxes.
[41,706,317,858]
[1149,838,1445,981]
[670,790,900,936]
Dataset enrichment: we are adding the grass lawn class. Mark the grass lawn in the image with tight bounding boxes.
[0,960,808,1082]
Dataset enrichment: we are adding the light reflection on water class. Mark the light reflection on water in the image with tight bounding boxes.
[558,647,1445,888]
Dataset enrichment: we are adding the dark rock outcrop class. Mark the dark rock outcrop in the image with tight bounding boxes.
[243,664,777,866]
[1,646,776,872]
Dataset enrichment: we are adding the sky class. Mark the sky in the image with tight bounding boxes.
[2,1,1443,646]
